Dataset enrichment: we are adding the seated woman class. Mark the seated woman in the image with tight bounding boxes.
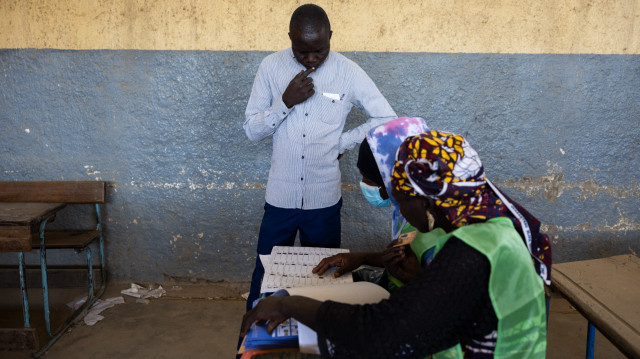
[313,117,436,289]
[241,130,548,358]
[317,124,551,294]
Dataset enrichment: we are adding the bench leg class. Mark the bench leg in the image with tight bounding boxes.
[586,321,595,359]
[86,248,94,298]
[18,252,31,328]
[37,219,56,338]
[32,204,108,358]
[96,203,106,296]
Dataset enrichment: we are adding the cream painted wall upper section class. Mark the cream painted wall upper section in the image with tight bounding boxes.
[1,0,638,53]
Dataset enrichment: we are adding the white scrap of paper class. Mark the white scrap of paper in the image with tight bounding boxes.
[83,297,125,325]
[322,92,341,101]
[67,296,125,326]
[120,283,166,299]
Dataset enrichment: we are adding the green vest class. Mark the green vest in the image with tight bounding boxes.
[428,217,547,359]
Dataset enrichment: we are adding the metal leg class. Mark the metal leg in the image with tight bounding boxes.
[18,252,31,328]
[96,204,106,294]
[38,219,54,337]
[586,321,596,359]
[32,204,108,358]
[86,249,94,298]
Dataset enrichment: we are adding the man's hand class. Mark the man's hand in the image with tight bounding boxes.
[382,242,421,284]
[313,252,365,278]
[282,67,315,108]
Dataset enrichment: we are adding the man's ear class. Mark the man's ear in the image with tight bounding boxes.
[329,30,333,40]
[288,32,292,41]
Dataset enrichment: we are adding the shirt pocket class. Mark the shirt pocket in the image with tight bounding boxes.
[317,91,351,124]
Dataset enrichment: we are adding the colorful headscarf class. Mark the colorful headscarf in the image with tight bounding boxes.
[391,130,552,285]
[365,117,430,239]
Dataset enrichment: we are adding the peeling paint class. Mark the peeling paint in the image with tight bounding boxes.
[341,183,358,192]
[542,211,640,234]
[501,176,639,202]
[84,165,101,176]
[128,180,254,190]
[242,183,265,189]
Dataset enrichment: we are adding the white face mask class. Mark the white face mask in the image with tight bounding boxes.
[359,181,390,207]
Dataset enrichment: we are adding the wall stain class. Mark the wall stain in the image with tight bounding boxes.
[542,211,639,237]
[501,176,639,203]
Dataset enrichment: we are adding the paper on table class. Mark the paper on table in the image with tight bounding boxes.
[286,281,390,354]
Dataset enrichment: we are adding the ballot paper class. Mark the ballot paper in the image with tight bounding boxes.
[260,246,352,294]
[242,318,299,351]
[393,230,417,247]
[286,282,390,354]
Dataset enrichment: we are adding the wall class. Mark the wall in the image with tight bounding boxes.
[1,0,639,283]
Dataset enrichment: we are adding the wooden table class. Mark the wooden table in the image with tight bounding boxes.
[551,254,640,358]
[0,202,65,252]
[0,202,66,351]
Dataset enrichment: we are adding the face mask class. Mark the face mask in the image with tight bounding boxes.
[360,181,390,207]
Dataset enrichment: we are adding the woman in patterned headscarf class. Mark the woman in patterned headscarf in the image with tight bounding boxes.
[242,130,549,359]
[389,130,551,286]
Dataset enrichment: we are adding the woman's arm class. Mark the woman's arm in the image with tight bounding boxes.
[316,238,496,358]
[240,295,323,336]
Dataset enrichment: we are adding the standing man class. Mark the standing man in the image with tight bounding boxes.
[243,3,397,310]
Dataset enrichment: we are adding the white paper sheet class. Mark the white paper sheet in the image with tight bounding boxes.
[286,281,390,354]
[259,254,272,271]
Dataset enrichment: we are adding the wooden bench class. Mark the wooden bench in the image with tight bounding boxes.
[551,254,640,359]
[0,181,106,356]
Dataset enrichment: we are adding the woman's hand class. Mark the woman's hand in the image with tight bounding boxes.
[382,242,421,283]
[313,252,366,277]
[241,296,289,336]
[241,296,323,336]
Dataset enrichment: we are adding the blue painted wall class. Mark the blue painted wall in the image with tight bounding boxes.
[1,49,639,282]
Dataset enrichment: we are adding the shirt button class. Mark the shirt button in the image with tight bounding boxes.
[282,111,286,115]
[301,178,304,181]
[332,100,335,103]
[305,113,308,116]
[303,134,306,137]
[302,155,305,159]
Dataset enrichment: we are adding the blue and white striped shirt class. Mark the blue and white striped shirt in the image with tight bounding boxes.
[244,48,397,210]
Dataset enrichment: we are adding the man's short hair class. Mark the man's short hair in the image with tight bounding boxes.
[290,4,331,32]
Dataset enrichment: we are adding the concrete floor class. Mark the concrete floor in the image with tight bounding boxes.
[0,282,629,359]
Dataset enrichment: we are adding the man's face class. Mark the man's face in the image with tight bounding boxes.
[289,25,332,69]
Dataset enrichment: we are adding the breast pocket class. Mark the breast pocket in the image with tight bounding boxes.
[317,91,352,124]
